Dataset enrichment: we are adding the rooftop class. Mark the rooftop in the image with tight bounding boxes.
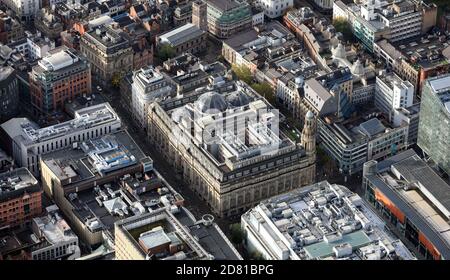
[427,75,450,114]
[365,150,450,259]
[321,109,399,145]
[208,0,240,12]
[0,168,39,203]
[116,206,242,260]
[41,130,147,185]
[1,103,120,145]
[168,81,298,172]
[0,66,14,81]
[242,181,415,260]
[38,48,80,72]
[32,205,78,246]
[157,23,205,47]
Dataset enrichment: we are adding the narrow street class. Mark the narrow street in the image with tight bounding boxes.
[94,82,236,237]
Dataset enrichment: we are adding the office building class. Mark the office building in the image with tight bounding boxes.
[1,0,40,21]
[0,205,80,260]
[318,111,409,175]
[0,10,24,44]
[39,130,153,247]
[363,150,450,259]
[373,35,450,97]
[0,168,42,229]
[0,103,121,175]
[242,180,415,260]
[34,7,64,41]
[417,75,450,175]
[31,205,80,260]
[29,47,91,115]
[374,72,414,115]
[80,25,133,85]
[203,0,253,38]
[131,66,174,129]
[0,66,19,122]
[333,0,424,52]
[156,23,207,56]
[115,207,242,260]
[147,80,316,217]
[255,0,293,19]
[39,129,240,259]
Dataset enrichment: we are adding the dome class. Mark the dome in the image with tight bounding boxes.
[226,91,252,107]
[351,59,365,76]
[333,43,347,59]
[171,107,190,123]
[306,110,314,119]
[195,91,228,113]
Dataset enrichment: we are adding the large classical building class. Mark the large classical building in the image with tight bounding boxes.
[147,80,316,217]
[80,25,133,85]
[29,47,91,115]
[417,75,450,175]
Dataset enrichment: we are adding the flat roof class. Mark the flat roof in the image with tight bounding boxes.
[304,231,372,258]
[392,154,450,217]
[429,75,450,93]
[208,0,239,12]
[158,23,205,46]
[367,174,450,259]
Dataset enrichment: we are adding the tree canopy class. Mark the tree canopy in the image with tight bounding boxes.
[333,17,354,43]
[232,65,253,85]
[157,44,176,61]
[229,223,245,245]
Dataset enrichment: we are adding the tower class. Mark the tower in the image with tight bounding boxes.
[301,111,316,162]
[192,0,207,31]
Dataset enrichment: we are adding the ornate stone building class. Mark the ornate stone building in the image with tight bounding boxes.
[147,81,316,217]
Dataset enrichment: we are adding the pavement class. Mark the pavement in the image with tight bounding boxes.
[92,81,236,237]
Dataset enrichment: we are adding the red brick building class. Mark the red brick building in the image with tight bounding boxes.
[0,168,42,229]
[29,46,91,115]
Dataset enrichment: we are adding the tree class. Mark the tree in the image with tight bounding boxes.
[111,72,122,88]
[232,64,253,85]
[249,251,265,260]
[333,17,353,43]
[251,82,276,105]
[157,44,176,61]
[229,223,245,245]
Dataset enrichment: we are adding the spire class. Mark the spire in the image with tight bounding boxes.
[301,111,316,157]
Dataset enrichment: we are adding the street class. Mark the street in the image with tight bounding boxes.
[93,81,236,236]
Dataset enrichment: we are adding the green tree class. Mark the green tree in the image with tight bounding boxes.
[333,17,353,43]
[157,44,176,61]
[229,223,245,245]
[250,251,265,260]
[232,64,253,85]
[111,72,122,88]
[251,82,276,105]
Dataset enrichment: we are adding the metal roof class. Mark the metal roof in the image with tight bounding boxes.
[367,174,450,259]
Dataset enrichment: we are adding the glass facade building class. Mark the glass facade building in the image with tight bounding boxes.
[417,74,450,175]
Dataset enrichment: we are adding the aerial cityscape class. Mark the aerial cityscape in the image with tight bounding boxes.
[0,0,450,264]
